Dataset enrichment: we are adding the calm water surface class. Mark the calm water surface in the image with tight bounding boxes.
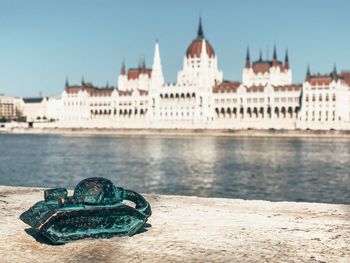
[0,134,349,204]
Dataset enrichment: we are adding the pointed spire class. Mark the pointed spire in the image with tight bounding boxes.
[259,49,262,62]
[151,40,164,86]
[197,17,204,38]
[273,45,277,60]
[120,60,126,75]
[152,41,162,70]
[65,77,69,88]
[200,38,209,60]
[81,76,85,86]
[141,58,146,73]
[245,46,251,68]
[332,64,338,80]
[306,65,311,80]
[284,49,289,69]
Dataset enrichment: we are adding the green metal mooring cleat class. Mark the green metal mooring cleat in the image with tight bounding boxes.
[20,177,151,244]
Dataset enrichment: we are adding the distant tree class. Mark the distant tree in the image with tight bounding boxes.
[14,108,26,122]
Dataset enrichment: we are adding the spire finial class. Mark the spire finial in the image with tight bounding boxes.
[120,60,126,75]
[152,41,162,70]
[151,40,164,85]
[273,44,277,60]
[332,63,338,80]
[259,49,262,62]
[81,76,85,86]
[197,16,204,38]
[306,64,311,80]
[245,46,250,68]
[65,77,69,87]
[284,49,289,69]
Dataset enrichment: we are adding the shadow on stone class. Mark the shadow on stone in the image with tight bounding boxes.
[24,223,152,245]
[25,228,62,246]
[136,223,152,235]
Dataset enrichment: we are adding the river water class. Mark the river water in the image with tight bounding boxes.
[0,133,349,204]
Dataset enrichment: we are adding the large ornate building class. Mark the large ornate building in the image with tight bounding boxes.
[32,20,350,130]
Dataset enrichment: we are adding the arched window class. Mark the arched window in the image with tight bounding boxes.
[259,107,264,118]
[253,107,258,118]
[288,107,293,118]
[247,107,252,118]
[233,108,237,118]
[281,107,286,118]
[221,108,225,116]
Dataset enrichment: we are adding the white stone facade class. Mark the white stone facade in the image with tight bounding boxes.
[22,21,350,130]
[297,69,350,130]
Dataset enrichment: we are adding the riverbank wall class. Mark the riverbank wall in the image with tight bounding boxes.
[4,127,350,138]
[0,185,349,262]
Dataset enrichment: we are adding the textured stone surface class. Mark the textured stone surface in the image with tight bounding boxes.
[0,185,349,262]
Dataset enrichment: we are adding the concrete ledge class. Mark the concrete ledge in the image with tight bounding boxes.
[0,185,349,262]
[5,127,350,138]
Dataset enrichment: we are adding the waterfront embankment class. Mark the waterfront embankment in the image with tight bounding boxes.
[5,127,350,138]
[0,185,349,262]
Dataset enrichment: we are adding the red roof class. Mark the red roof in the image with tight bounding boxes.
[251,60,287,74]
[127,68,152,80]
[65,84,113,96]
[213,81,240,93]
[245,85,265,93]
[273,85,302,92]
[118,90,133,96]
[138,89,149,96]
[89,88,113,97]
[340,71,350,86]
[186,38,215,58]
[252,62,270,74]
[307,76,333,86]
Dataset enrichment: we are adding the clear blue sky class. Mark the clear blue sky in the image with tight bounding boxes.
[0,0,349,97]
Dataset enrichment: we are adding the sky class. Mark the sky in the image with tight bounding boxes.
[0,0,349,97]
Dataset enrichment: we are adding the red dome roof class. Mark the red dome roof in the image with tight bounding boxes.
[186,38,215,58]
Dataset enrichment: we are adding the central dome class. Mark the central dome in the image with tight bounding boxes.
[186,18,215,58]
[186,38,215,58]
